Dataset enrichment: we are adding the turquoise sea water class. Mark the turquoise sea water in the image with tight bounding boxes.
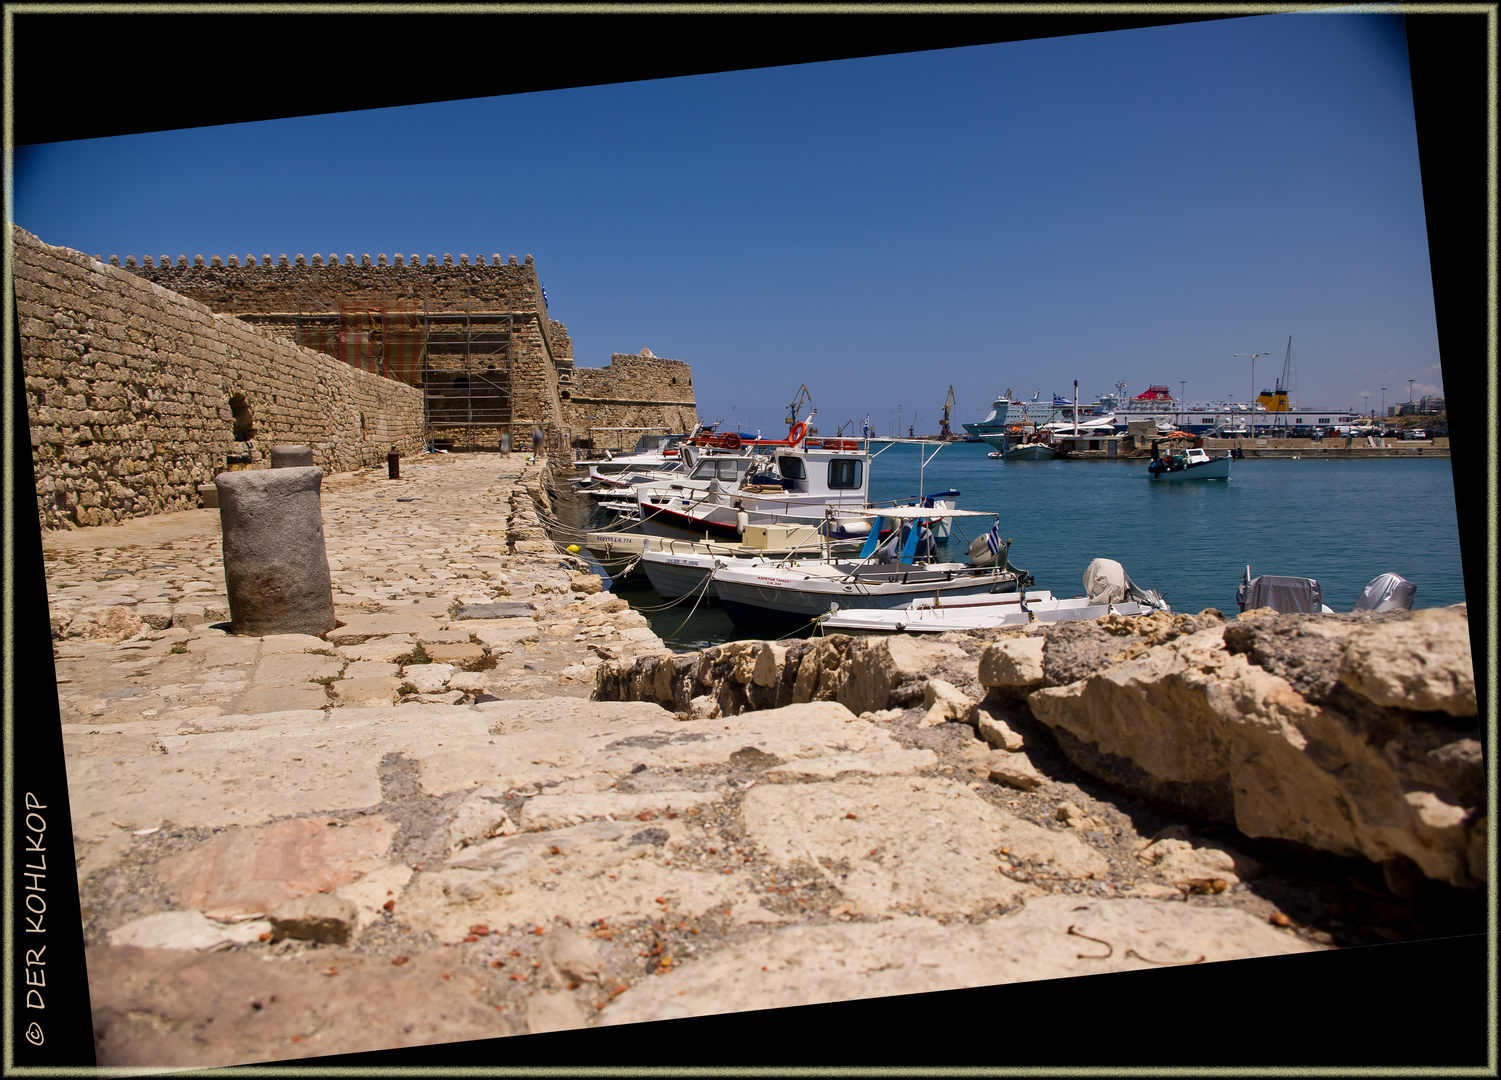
[591,443,1467,651]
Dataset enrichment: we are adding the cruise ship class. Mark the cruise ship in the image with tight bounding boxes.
[961,390,1063,436]
[1101,384,1364,436]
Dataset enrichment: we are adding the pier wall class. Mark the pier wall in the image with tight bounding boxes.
[15,226,426,530]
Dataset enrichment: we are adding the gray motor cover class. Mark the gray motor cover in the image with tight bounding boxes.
[1354,572,1416,612]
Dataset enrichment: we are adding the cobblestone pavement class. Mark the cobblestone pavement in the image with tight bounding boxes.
[48,453,1351,1067]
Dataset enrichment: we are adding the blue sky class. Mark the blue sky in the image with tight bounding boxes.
[11,11,1440,436]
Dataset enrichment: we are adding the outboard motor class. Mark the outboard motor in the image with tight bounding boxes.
[1354,573,1416,612]
[1086,558,1169,611]
[1238,569,1325,614]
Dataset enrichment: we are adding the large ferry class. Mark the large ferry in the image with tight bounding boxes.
[961,390,1062,436]
[1099,385,1364,436]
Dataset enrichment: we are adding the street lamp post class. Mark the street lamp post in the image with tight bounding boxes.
[1234,352,1270,437]
[1381,387,1387,424]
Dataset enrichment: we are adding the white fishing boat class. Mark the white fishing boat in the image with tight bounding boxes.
[817,557,1169,634]
[1146,443,1232,480]
[632,523,866,599]
[709,507,1031,630]
[818,595,1168,634]
[635,412,883,542]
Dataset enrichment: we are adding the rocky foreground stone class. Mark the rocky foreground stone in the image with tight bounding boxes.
[48,454,1482,1066]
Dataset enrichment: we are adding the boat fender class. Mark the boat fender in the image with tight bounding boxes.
[736,510,749,534]
[836,519,871,536]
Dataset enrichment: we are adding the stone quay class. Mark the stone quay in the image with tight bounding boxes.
[46,452,1481,1066]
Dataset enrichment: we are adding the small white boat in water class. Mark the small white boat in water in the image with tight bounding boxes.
[710,507,1032,630]
[819,557,1170,634]
[1146,443,1231,480]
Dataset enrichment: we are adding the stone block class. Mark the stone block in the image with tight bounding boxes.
[326,613,442,645]
[987,751,1045,791]
[333,677,403,705]
[216,467,336,638]
[170,601,207,628]
[269,444,314,468]
[424,643,485,665]
[135,603,174,631]
[978,637,1046,689]
[268,893,359,945]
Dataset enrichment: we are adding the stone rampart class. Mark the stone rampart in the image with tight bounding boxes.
[16,226,426,530]
[565,351,699,437]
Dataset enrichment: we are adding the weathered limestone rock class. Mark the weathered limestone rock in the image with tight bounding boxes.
[423,642,483,665]
[465,618,541,650]
[1135,826,1261,887]
[108,910,272,951]
[268,892,359,945]
[154,815,394,920]
[332,677,403,705]
[690,694,720,719]
[977,636,1045,690]
[216,467,336,638]
[526,991,588,1034]
[920,679,974,727]
[1339,607,1476,715]
[540,926,605,986]
[134,603,174,631]
[65,605,144,642]
[86,944,514,1065]
[987,750,1045,791]
[836,635,969,716]
[740,774,1107,917]
[327,614,441,645]
[1028,608,1483,887]
[599,895,1321,1026]
[269,444,314,468]
[972,704,1026,751]
[752,641,788,688]
[569,573,603,595]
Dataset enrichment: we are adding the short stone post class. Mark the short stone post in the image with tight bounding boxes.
[215,467,337,637]
[387,446,401,480]
[270,444,314,468]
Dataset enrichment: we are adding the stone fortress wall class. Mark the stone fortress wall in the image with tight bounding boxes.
[116,247,700,449]
[14,226,426,531]
[121,248,570,437]
[566,351,700,444]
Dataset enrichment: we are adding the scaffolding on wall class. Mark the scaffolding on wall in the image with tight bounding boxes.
[237,299,519,452]
[419,308,515,450]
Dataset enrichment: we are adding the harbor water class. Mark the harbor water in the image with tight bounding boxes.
[579,442,1466,651]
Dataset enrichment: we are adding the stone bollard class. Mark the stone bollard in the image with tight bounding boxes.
[215,466,337,637]
[270,444,314,468]
[387,446,401,480]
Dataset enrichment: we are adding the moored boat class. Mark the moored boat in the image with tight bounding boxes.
[710,507,1031,630]
[1146,443,1231,480]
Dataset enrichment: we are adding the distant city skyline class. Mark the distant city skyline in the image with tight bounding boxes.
[11,11,1441,437]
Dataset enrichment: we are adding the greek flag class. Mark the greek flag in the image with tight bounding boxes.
[1052,393,1073,409]
[985,519,1003,556]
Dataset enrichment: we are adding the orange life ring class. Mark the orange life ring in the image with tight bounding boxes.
[787,422,808,444]
[719,432,742,450]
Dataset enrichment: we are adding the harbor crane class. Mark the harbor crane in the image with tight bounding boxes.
[938,385,957,441]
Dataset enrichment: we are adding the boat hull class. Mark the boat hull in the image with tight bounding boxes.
[1004,444,1057,461]
[640,553,719,601]
[1147,456,1232,480]
[713,565,1026,628]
